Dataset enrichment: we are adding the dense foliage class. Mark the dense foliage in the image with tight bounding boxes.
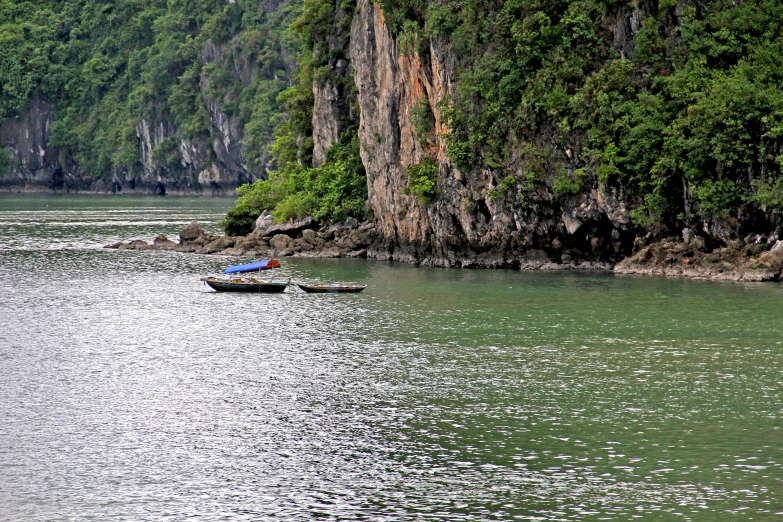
[0,0,300,175]
[221,129,367,235]
[382,0,783,229]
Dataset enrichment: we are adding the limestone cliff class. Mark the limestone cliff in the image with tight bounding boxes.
[347,0,634,267]
[0,97,61,191]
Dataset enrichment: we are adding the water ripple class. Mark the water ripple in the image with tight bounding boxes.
[2,195,783,520]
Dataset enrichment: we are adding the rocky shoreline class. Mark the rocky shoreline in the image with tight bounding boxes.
[615,232,783,282]
[105,213,379,260]
[106,216,783,283]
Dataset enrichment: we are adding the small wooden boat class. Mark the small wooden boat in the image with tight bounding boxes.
[297,282,367,293]
[201,277,288,293]
[201,259,288,293]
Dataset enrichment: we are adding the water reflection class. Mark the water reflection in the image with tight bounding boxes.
[1,195,783,520]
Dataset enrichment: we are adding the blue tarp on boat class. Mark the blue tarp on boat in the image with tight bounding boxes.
[224,259,281,274]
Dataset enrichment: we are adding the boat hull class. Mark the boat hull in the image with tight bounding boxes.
[298,284,366,293]
[202,278,288,293]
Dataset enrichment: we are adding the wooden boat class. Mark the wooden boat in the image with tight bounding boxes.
[201,259,288,293]
[297,282,367,293]
[201,277,288,293]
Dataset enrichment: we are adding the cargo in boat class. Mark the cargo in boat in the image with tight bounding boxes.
[201,259,288,293]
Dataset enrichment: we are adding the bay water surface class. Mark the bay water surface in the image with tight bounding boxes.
[1,194,783,520]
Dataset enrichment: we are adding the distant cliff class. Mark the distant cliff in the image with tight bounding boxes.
[0,0,299,195]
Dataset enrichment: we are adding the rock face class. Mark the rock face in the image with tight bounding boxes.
[0,96,60,191]
[179,221,206,242]
[254,210,275,232]
[311,2,357,167]
[351,0,432,264]
[253,216,316,239]
[615,235,783,282]
[349,0,633,268]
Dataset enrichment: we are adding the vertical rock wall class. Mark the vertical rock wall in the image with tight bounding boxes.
[0,97,60,191]
[348,0,636,267]
[351,0,433,263]
[311,0,361,167]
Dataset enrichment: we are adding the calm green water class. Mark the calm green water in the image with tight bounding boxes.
[1,193,783,521]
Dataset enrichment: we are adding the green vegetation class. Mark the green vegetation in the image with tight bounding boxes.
[552,168,585,197]
[411,96,435,146]
[219,0,366,235]
[405,155,439,204]
[752,178,783,214]
[0,147,10,174]
[691,179,742,220]
[381,0,783,228]
[0,0,301,176]
[488,175,517,201]
[221,129,367,235]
